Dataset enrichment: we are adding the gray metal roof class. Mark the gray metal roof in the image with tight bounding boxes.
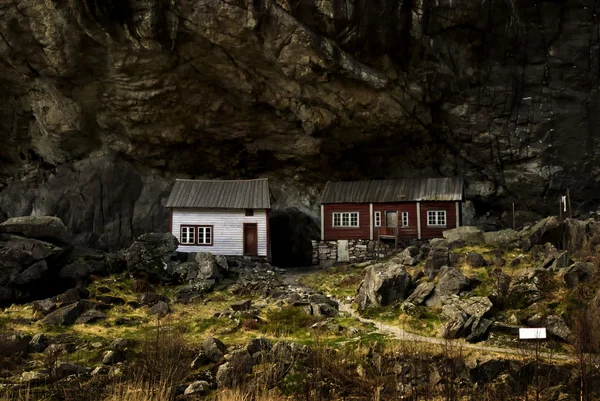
[166,179,271,209]
[320,177,464,203]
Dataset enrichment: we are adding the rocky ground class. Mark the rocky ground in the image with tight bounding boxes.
[1,215,600,400]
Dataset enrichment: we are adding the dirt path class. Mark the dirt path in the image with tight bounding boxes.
[283,268,573,362]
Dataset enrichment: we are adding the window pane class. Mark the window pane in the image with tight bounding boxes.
[205,227,212,244]
[198,227,204,244]
[342,213,349,226]
[402,212,408,227]
[350,213,358,226]
[333,213,341,227]
[181,227,188,243]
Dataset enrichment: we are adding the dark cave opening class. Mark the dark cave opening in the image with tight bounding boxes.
[269,207,319,267]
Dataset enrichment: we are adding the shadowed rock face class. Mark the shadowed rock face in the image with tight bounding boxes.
[1,0,600,248]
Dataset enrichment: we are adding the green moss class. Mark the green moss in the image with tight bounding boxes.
[298,266,364,299]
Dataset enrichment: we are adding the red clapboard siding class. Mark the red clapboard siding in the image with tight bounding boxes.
[323,204,371,240]
[420,201,458,239]
[373,203,418,239]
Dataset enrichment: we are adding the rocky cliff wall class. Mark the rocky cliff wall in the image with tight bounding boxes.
[1,0,600,251]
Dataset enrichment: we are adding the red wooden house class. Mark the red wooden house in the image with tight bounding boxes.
[319,178,464,242]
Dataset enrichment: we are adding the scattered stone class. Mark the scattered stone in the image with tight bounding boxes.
[465,316,493,343]
[443,226,484,244]
[75,310,107,324]
[184,381,210,396]
[40,301,91,326]
[396,246,420,266]
[216,349,255,387]
[138,293,170,306]
[465,252,486,268]
[426,266,469,307]
[44,343,75,355]
[507,269,542,308]
[271,341,310,364]
[0,216,69,242]
[191,351,211,369]
[0,333,30,357]
[424,247,449,279]
[148,301,171,317]
[91,366,110,376]
[96,286,111,294]
[483,229,520,248]
[429,239,449,249]
[55,362,88,379]
[102,350,125,365]
[29,333,48,353]
[355,262,410,309]
[125,233,178,279]
[525,216,560,248]
[33,298,58,315]
[96,295,126,305]
[404,282,435,306]
[21,370,49,384]
[231,299,252,311]
[546,315,571,342]
[563,262,594,288]
[111,338,130,352]
[202,336,227,363]
[549,251,570,271]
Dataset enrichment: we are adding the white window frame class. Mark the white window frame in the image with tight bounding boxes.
[374,211,381,227]
[332,212,360,228]
[197,226,213,245]
[427,210,447,227]
[401,212,409,228]
[180,226,196,245]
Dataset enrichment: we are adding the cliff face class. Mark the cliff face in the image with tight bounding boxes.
[1,0,599,252]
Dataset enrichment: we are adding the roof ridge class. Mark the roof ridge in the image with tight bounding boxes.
[174,178,269,182]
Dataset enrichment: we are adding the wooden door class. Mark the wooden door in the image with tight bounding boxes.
[385,211,398,227]
[243,223,258,256]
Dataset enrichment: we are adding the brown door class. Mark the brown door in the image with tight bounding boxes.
[243,223,258,256]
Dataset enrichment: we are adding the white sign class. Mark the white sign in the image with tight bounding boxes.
[519,328,547,340]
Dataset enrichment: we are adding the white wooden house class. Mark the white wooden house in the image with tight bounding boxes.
[166,179,271,258]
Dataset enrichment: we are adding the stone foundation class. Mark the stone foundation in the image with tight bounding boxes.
[311,239,396,266]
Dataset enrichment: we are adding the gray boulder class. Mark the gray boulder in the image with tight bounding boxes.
[489,268,511,305]
[75,309,107,324]
[271,341,310,364]
[441,295,493,317]
[202,336,227,362]
[563,262,594,288]
[465,252,486,268]
[148,301,171,317]
[138,293,170,306]
[10,260,49,285]
[483,229,520,248]
[426,266,469,307]
[102,350,126,365]
[0,333,30,357]
[507,269,542,308]
[184,381,210,396]
[546,315,571,342]
[563,218,595,253]
[549,251,570,271]
[246,337,272,355]
[443,226,484,244]
[231,299,252,311]
[404,282,435,306]
[216,349,255,387]
[21,370,49,384]
[195,252,225,280]
[396,246,420,266]
[55,362,88,379]
[355,262,411,310]
[439,296,493,340]
[41,302,87,326]
[29,333,48,353]
[125,233,178,278]
[524,216,560,248]
[424,247,449,279]
[465,316,493,343]
[0,216,69,242]
[429,238,449,248]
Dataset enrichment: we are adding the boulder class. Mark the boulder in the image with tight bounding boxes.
[231,299,252,311]
[195,252,225,280]
[111,338,130,352]
[10,260,49,285]
[0,216,69,242]
[465,252,486,268]
[202,336,227,363]
[184,381,210,396]
[483,229,520,248]
[424,247,449,279]
[190,352,211,369]
[21,370,49,384]
[96,295,126,305]
[426,266,469,307]
[138,293,170,306]
[311,303,339,317]
[58,262,94,284]
[216,349,255,387]
[489,268,511,306]
[429,238,449,249]
[75,310,107,324]
[271,341,310,364]
[443,226,484,244]
[148,301,171,317]
[546,315,571,342]
[439,306,468,339]
[441,295,493,317]
[506,269,542,308]
[549,251,570,271]
[396,246,420,266]
[355,262,411,309]
[404,282,435,306]
[524,216,560,249]
[465,316,493,343]
[29,333,48,353]
[125,233,178,279]
[246,337,272,355]
[563,262,594,288]
[41,302,88,326]
[55,362,88,379]
[563,218,594,253]
[0,333,30,357]
[102,350,125,365]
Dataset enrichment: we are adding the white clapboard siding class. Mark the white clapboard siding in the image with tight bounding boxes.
[172,208,268,256]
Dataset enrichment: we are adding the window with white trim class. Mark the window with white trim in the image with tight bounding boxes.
[374,212,381,227]
[197,226,212,245]
[180,226,196,244]
[401,212,409,227]
[427,210,447,227]
[332,212,359,227]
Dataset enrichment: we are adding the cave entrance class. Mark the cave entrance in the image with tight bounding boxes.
[269,207,319,268]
